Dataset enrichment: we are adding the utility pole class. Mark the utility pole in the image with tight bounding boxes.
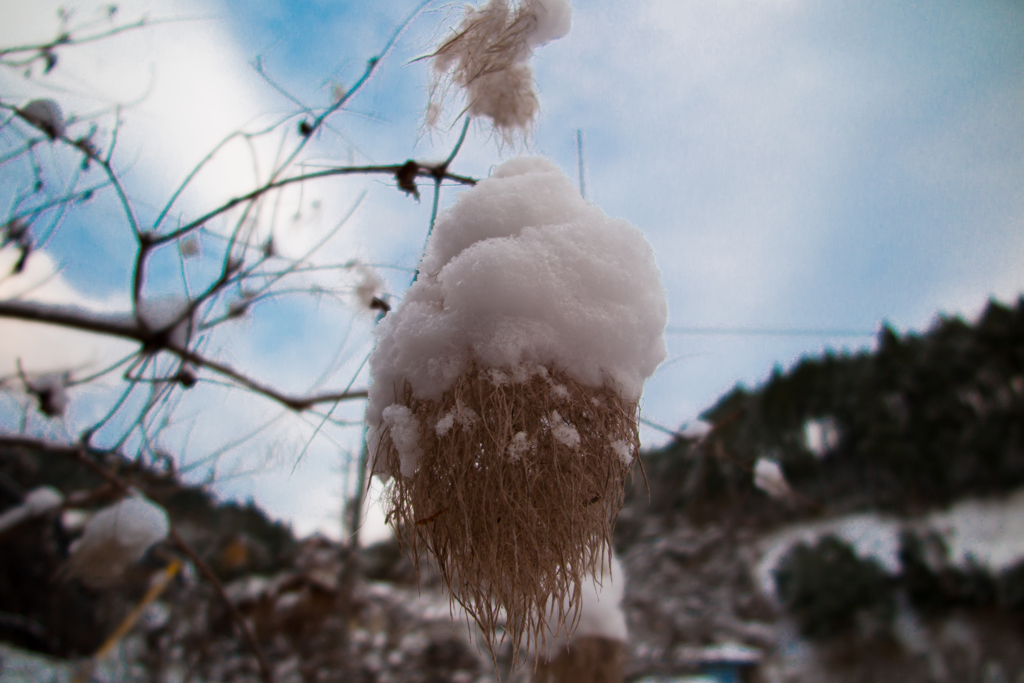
[576,129,586,200]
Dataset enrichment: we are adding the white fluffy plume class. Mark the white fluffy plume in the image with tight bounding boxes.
[429,0,572,136]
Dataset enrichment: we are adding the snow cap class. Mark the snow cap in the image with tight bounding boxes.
[524,0,572,46]
[0,486,65,536]
[368,158,667,475]
[24,486,64,514]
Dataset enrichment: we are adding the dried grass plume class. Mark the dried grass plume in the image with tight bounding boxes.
[375,363,637,661]
[428,0,572,137]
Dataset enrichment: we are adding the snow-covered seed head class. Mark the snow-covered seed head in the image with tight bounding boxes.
[366,157,666,663]
[429,0,571,138]
[18,99,66,139]
[62,495,170,588]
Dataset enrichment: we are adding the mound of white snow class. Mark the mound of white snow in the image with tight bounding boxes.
[540,552,628,659]
[367,157,666,475]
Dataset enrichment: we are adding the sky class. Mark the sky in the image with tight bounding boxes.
[1,0,1022,542]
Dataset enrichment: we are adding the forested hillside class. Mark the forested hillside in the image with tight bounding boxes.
[631,297,1024,526]
[612,298,1024,682]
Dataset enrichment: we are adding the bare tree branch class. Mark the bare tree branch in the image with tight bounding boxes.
[153,163,477,246]
[169,528,275,683]
[0,300,368,410]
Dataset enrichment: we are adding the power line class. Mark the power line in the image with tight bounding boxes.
[665,325,877,338]
[640,416,692,439]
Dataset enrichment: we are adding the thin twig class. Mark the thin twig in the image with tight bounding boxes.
[153,163,476,246]
[416,116,474,284]
[268,0,435,174]
[442,115,472,168]
[0,17,160,59]
[170,528,274,683]
[152,120,288,231]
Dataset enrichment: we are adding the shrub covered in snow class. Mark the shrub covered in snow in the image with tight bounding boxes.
[774,534,894,640]
[899,529,1001,615]
[368,157,666,657]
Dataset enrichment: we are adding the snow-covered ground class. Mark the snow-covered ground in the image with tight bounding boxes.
[0,643,71,683]
[925,488,1024,571]
[756,487,1024,599]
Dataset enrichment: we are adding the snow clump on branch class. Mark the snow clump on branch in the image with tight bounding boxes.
[0,486,64,536]
[429,0,572,136]
[754,457,793,500]
[138,295,193,348]
[17,99,66,139]
[62,495,170,588]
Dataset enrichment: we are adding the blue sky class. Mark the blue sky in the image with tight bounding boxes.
[2,0,1022,540]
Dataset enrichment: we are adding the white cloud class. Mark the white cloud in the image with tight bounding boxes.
[0,250,133,377]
